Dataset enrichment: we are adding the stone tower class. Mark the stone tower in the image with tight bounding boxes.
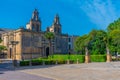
[49,14,61,34]
[26,9,41,32]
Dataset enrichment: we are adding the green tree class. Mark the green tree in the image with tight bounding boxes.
[75,34,91,55]
[75,30,108,55]
[107,18,120,32]
[44,32,55,56]
[0,39,7,57]
[89,30,107,55]
[109,30,120,54]
[107,18,120,55]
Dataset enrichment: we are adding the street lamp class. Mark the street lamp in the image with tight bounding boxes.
[10,40,19,67]
[52,40,54,55]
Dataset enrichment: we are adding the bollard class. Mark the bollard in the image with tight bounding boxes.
[77,59,79,64]
[67,59,70,64]
[42,61,45,65]
[29,61,32,66]
[55,60,58,65]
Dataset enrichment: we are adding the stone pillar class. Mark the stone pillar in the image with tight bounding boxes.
[106,47,111,62]
[85,55,90,63]
[106,54,111,62]
[85,47,90,63]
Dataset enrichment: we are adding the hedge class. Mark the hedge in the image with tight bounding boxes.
[90,55,106,62]
[20,60,29,66]
[31,59,42,66]
[51,55,85,63]
[20,54,106,66]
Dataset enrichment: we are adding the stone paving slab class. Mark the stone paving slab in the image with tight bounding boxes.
[0,70,53,80]
[19,62,120,80]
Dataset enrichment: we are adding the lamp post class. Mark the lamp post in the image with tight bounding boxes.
[42,39,45,57]
[52,40,54,54]
[10,41,19,67]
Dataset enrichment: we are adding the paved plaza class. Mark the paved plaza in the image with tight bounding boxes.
[0,62,120,80]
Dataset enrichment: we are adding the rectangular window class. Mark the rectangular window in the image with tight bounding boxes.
[69,44,71,50]
[69,38,71,42]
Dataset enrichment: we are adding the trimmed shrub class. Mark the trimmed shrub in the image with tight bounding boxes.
[52,55,69,60]
[44,59,56,65]
[20,54,106,66]
[57,59,66,64]
[31,59,42,66]
[20,60,29,66]
[90,55,106,62]
[50,54,85,64]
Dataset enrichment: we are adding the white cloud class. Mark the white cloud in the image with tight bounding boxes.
[79,0,117,29]
[59,0,117,29]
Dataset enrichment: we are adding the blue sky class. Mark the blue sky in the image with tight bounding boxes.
[0,0,120,35]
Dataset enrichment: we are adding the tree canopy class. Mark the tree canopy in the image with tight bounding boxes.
[75,18,120,55]
[44,32,55,40]
[0,39,7,54]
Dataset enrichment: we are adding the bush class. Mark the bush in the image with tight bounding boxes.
[44,59,56,65]
[20,60,29,66]
[52,55,69,60]
[66,55,85,63]
[20,54,106,66]
[57,59,66,64]
[31,59,42,66]
[90,55,106,62]
[51,55,85,63]
[112,57,120,61]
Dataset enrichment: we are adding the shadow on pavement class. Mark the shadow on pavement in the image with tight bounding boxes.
[0,62,64,72]
[16,64,63,71]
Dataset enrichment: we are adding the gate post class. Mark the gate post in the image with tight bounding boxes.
[106,47,111,62]
[85,47,90,63]
[106,54,111,62]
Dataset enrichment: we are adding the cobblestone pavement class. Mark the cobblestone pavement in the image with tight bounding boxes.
[19,62,120,80]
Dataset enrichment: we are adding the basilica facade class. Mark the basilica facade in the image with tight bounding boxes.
[0,9,77,60]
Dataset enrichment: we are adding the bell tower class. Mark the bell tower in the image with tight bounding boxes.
[49,14,62,34]
[26,9,41,32]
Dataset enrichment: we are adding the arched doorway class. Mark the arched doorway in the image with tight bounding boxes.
[46,47,49,57]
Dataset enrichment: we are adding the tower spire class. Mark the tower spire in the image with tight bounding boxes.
[26,9,41,32]
[53,14,60,25]
[48,13,62,34]
[31,9,40,21]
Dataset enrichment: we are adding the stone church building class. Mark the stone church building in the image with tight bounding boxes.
[0,9,77,60]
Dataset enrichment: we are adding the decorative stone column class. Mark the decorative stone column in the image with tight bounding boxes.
[85,47,90,63]
[106,47,111,62]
